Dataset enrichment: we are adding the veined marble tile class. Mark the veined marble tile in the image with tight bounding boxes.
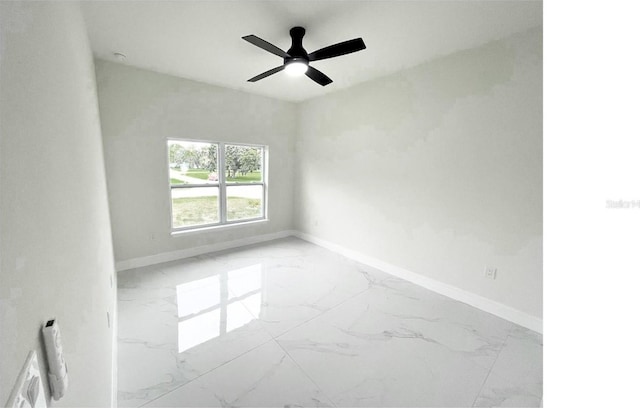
[276,283,509,407]
[118,312,272,406]
[145,340,333,407]
[227,240,392,338]
[118,237,542,407]
[473,389,541,408]
[366,279,515,369]
[117,255,276,406]
[473,326,543,407]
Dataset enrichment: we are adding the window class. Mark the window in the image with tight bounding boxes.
[167,140,266,231]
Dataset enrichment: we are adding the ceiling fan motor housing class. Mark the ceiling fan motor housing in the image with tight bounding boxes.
[285,26,309,66]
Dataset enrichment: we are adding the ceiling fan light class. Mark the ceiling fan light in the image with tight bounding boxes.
[284,61,308,76]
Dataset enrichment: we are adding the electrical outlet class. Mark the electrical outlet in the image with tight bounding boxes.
[485,267,497,280]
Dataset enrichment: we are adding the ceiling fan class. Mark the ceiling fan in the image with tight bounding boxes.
[242,27,366,86]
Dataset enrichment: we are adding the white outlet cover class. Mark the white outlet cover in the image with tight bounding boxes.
[5,350,47,408]
[485,267,497,279]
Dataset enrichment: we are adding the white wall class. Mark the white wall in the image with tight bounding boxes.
[295,27,542,319]
[0,2,116,406]
[96,61,296,264]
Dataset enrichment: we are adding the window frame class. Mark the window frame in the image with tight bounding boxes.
[167,138,268,233]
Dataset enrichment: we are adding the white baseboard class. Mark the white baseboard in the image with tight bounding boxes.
[115,230,295,271]
[293,231,542,334]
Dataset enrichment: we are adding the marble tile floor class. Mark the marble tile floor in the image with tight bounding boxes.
[117,237,542,407]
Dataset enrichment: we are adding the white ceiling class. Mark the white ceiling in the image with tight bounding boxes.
[80,1,542,102]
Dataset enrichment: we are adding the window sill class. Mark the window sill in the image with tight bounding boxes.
[171,218,269,237]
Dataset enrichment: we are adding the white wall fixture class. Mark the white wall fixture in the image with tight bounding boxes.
[5,350,47,408]
[42,319,69,400]
[485,267,498,280]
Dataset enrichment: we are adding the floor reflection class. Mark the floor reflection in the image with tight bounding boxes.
[176,264,263,352]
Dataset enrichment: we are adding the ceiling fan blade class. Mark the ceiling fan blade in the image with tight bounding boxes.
[242,35,289,58]
[247,66,284,82]
[308,38,366,61]
[305,66,333,86]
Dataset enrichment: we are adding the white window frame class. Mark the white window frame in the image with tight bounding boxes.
[167,139,267,233]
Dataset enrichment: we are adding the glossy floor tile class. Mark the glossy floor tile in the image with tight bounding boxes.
[145,340,333,408]
[117,237,542,407]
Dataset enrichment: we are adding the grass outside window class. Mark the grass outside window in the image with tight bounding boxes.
[171,196,261,228]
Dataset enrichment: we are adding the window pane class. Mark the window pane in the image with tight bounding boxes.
[171,186,219,228]
[226,185,263,221]
[168,140,218,185]
[224,145,262,183]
